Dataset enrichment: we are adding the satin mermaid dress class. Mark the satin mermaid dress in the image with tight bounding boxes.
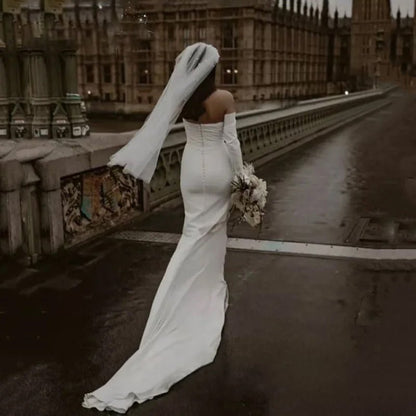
[82,112,243,413]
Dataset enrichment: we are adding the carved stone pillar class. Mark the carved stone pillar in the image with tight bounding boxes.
[62,49,78,94]
[51,102,71,138]
[21,41,52,138]
[0,40,9,139]
[2,13,21,100]
[46,40,64,99]
[10,102,30,139]
[61,43,89,138]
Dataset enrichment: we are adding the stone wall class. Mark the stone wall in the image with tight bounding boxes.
[0,87,394,263]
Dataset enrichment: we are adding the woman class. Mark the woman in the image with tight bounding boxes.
[82,43,243,414]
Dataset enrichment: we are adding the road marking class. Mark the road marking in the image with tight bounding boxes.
[112,230,416,261]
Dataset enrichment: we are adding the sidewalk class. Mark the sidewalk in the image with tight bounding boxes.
[1,206,416,415]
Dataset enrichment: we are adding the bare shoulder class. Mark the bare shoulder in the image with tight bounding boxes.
[214,89,234,102]
[210,89,235,113]
[202,89,235,122]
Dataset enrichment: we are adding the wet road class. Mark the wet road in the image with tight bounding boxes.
[2,90,416,415]
[137,90,416,245]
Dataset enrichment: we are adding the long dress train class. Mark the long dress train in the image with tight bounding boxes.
[82,112,243,413]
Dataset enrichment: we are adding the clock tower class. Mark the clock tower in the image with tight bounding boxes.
[350,0,392,87]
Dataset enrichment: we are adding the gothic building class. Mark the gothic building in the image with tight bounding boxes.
[2,0,416,120]
[350,0,392,87]
[0,0,89,139]
[327,11,352,92]
[390,10,415,86]
[57,0,336,114]
[349,0,416,88]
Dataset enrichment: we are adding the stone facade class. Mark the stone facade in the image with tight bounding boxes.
[64,0,415,111]
[1,0,414,120]
[327,12,352,93]
[56,0,343,115]
[0,1,90,139]
[390,11,415,87]
[349,0,416,88]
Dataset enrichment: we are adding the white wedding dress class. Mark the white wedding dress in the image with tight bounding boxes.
[82,112,243,413]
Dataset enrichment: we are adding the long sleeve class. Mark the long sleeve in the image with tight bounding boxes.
[223,112,243,175]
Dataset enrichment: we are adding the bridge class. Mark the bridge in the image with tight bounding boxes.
[2,88,416,415]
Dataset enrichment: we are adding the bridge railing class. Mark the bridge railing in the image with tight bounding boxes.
[0,87,393,263]
[148,86,394,208]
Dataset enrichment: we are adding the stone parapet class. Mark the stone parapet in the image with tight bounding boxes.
[0,87,395,263]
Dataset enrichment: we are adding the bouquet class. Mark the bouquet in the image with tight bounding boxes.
[230,162,268,228]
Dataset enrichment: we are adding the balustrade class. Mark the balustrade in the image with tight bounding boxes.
[0,87,394,262]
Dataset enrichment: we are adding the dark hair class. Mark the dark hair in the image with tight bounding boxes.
[179,66,217,122]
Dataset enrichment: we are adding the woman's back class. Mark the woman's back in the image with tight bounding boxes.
[186,89,236,124]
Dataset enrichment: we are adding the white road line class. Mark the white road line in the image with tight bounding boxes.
[112,231,416,261]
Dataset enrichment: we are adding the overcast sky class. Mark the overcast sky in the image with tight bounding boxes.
[326,0,414,17]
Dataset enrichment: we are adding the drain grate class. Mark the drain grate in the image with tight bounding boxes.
[346,218,416,247]
[397,221,416,243]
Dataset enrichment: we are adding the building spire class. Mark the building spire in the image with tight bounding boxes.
[315,5,320,24]
[334,8,339,28]
[321,0,329,27]
[272,0,280,16]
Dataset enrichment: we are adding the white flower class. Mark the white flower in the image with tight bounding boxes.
[250,175,260,188]
[229,163,268,228]
[243,209,261,227]
[243,162,255,176]
[250,188,261,202]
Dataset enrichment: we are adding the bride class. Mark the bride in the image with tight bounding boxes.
[82,42,244,413]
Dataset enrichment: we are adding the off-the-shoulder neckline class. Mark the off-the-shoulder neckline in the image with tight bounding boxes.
[183,111,236,126]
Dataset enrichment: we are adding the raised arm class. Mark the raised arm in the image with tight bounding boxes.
[222,91,244,175]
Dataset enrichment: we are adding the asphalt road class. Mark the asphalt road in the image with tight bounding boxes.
[2,90,416,416]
